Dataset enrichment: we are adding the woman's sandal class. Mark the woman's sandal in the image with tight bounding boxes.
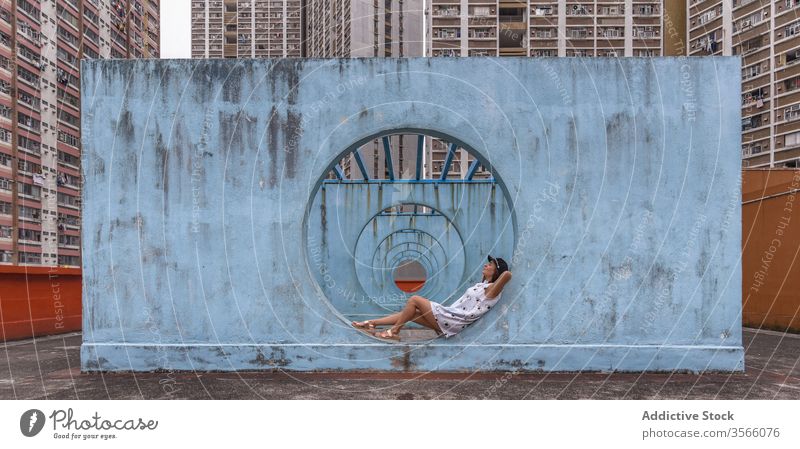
[375,328,401,341]
[351,320,376,331]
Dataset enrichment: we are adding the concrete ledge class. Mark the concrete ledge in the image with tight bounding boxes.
[81,343,745,373]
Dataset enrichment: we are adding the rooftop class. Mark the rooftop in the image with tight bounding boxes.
[1,328,798,399]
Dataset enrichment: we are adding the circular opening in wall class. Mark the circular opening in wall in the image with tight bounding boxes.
[393,259,427,293]
[304,129,517,343]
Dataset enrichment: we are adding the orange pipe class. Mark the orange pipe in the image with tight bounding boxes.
[395,280,425,293]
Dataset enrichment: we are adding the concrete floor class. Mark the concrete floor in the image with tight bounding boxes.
[1,328,798,399]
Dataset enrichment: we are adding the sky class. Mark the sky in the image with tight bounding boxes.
[160,0,191,58]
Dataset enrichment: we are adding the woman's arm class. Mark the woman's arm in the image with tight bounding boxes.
[485,271,512,299]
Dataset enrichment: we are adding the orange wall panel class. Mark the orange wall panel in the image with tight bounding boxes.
[742,169,800,333]
[0,266,81,342]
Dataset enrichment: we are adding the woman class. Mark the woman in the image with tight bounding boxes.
[352,255,512,340]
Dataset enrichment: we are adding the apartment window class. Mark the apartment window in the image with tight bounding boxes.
[433,28,460,39]
[18,112,41,131]
[58,255,80,266]
[19,21,42,44]
[698,9,718,25]
[56,4,79,28]
[58,151,80,168]
[786,22,800,38]
[569,28,589,39]
[742,143,763,157]
[785,131,800,147]
[16,65,40,86]
[83,7,99,26]
[742,115,763,130]
[18,228,41,242]
[18,205,41,221]
[19,252,41,264]
[57,131,80,148]
[600,27,623,38]
[0,152,9,168]
[58,172,80,188]
[636,4,657,15]
[0,176,11,191]
[471,6,492,17]
[567,4,590,15]
[785,105,800,122]
[600,5,624,15]
[17,44,41,65]
[786,76,800,92]
[739,36,763,54]
[786,49,800,65]
[742,63,762,80]
[58,109,80,128]
[17,182,41,199]
[742,87,767,106]
[0,225,11,239]
[18,90,41,110]
[736,10,764,31]
[58,234,80,246]
[433,49,457,57]
[568,49,590,56]
[58,212,81,227]
[83,45,99,59]
[57,25,80,48]
[17,0,40,22]
[634,27,659,39]
[57,192,80,208]
[17,158,41,174]
[787,0,800,10]
[18,135,41,154]
[57,46,79,69]
[0,200,10,215]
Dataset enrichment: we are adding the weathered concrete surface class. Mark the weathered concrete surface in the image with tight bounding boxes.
[80,57,743,372]
[3,329,797,399]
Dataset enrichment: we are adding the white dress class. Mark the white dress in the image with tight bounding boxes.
[430,281,502,338]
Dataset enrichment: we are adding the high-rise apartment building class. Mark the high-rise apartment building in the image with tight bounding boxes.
[428,1,684,58]
[0,0,160,267]
[689,0,800,167]
[190,0,302,58]
[305,0,423,57]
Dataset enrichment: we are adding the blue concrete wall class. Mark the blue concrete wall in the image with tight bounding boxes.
[81,57,743,372]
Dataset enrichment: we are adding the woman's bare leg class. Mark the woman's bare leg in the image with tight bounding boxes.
[368,311,438,330]
[368,312,401,326]
[375,296,441,336]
